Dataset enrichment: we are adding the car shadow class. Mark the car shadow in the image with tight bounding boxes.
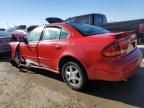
[27,66,144,107]
[20,63,144,108]
[83,68,144,107]
[27,68,62,81]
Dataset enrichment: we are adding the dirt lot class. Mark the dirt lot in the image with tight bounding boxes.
[0,46,143,108]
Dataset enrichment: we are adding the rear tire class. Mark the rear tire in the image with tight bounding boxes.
[62,61,87,90]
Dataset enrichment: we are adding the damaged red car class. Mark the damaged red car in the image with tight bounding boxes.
[9,23,143,90]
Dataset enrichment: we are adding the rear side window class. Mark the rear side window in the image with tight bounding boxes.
[60,29,69,39]
[69,23,109,36]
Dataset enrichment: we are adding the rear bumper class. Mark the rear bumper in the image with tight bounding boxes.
[88,48,143,81]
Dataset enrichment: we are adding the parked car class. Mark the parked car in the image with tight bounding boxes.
[9,23,143,90]
[139,23,144,33]
[0,28,5,31]
[0,31,12,54]
[16,25,27,30]
[137,23,144,43]
[56,13,144,44]
[65,13,107,25]
[7,27,16,33]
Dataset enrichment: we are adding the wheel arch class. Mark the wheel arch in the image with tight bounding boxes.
[9,42,20,60]
[58,55,88,79]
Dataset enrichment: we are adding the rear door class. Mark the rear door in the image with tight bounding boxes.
[38,26,69,71]
[19,26,44,66]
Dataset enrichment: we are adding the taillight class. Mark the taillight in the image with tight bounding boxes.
[119,40,129,55]
[102,33,137,57]
[102,41,121,57]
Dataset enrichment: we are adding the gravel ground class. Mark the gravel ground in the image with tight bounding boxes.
[0,46,143,108]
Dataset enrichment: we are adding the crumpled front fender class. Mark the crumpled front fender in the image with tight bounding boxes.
[9,42,20,60]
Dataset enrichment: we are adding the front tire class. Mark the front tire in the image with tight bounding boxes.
[62,61,87,90]
[14,51,22,67]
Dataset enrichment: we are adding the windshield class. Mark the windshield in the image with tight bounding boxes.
[69,23,109,36]
[0,31,11,37]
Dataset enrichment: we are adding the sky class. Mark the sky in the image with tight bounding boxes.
[0,0,144,28]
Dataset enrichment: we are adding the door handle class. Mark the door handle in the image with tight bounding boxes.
[55,45,61,50]
[30,45,36,48]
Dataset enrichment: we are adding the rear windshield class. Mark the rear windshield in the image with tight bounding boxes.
[69,23,109,36]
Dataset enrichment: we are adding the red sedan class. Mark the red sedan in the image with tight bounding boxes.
[10,23,143,90]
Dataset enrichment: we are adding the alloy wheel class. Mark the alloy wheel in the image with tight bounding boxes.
[64,65,82,87]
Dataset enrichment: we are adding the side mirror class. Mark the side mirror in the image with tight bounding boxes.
[12,30,28,42]
[23,37,28,44]
[139,23,144,33]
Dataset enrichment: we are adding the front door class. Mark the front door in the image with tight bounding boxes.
[19,26,44,66]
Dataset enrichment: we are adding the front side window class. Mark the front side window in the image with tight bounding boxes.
[42,27,61,40]
[26,26,44,42]
[69,23,109,36]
